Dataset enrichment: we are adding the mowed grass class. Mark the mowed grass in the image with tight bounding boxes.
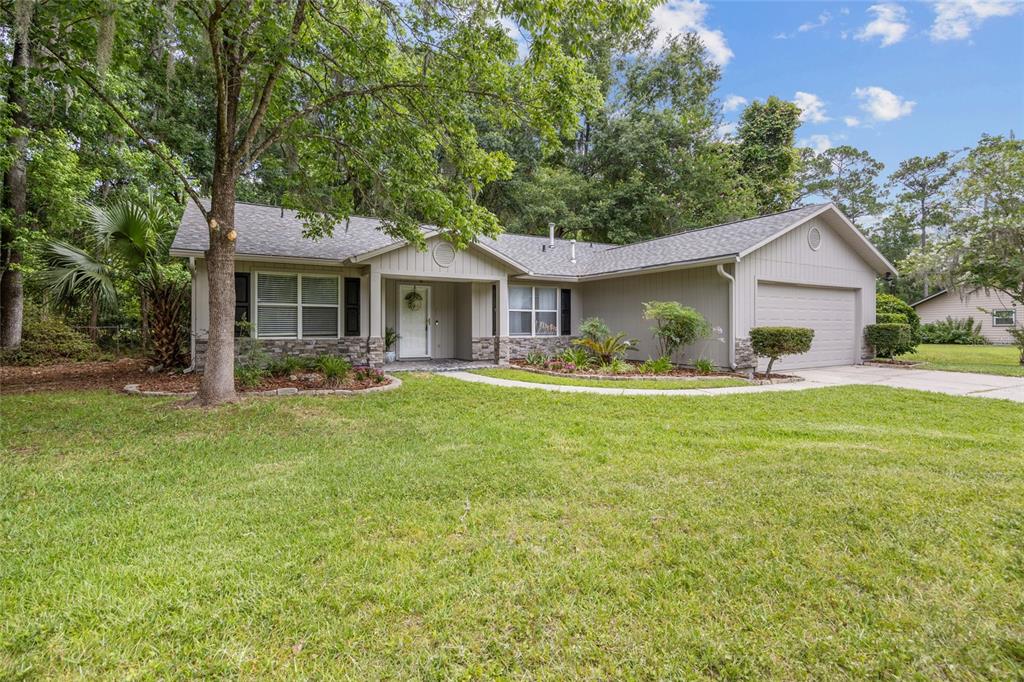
[2,376,1023,679]
[472,367,749,389]
[898,343,1024,377]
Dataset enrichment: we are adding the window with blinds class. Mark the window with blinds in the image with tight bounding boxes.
[255,273,340,338]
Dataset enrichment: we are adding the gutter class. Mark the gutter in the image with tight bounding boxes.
[715,261,738,370]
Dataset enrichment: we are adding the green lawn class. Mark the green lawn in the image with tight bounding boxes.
[472,367,750,389]
[898,343,1024,377]
[2,377,1023,678]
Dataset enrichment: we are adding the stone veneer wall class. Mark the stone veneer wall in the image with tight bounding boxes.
[734,337,756,377]
[194,336,384,371]
[504,335,578,360]
[471,337,499,362]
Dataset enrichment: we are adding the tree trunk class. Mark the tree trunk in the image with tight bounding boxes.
[1,31,30,349]
[195,170,238,405]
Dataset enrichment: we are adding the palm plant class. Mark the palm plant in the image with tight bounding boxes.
[572,332,636,365]
[41,192,188,368]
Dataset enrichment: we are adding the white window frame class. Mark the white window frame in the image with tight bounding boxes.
[509,285,559,337]
[992,309,1016,327]
[254,271,341,339]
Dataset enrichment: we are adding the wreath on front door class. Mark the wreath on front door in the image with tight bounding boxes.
[404,289,424,311]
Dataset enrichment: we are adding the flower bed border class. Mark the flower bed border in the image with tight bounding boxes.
[506,364,802,385]
[123,375,402,398]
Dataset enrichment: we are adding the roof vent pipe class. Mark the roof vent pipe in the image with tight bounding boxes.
[570,239,576,264]
[548,222,555,248]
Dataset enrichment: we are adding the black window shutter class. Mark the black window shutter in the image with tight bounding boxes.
[234,273,251,337]
[344,277,361,336]
[560,289,571,336]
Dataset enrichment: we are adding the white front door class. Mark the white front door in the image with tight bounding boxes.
[398,284,431,358]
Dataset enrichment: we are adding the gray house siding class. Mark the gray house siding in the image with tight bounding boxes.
[580,265,731,368]
[734,215,877,370]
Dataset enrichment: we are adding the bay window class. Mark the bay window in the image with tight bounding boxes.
[255,272,340,338]
[509,285,559,336]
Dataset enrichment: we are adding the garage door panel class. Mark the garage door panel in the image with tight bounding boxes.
[756,284,857,370]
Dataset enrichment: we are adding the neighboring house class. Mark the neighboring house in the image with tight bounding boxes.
[170,202,895,372]
[912,288,1018,344]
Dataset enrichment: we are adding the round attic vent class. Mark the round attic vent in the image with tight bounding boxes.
[807,225,822,251]
[432,241,456,267]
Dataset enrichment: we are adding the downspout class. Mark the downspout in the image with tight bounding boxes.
[716,262,736,370]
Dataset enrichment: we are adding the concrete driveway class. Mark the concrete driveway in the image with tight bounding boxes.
[792,365,1024,403]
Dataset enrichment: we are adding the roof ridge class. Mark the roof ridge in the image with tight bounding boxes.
[600,203,831,252]
[497,232,611,247]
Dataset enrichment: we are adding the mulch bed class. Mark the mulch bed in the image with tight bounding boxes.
[863,359,921,367]
[509,360,799,384]
[1,358,390,395]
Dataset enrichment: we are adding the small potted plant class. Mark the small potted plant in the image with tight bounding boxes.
[384,327,398,363]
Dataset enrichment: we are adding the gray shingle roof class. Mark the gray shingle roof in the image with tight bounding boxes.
[171,200,832,278]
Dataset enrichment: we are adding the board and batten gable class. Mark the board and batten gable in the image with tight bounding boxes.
[914,289,1018,344]
[734,214,879,364]
[365,236,511,280]
[580,265,731,367]
[191,259,367,339]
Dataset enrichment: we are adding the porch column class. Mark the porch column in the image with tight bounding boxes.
[496,275,510,364]
[367,265,384,366]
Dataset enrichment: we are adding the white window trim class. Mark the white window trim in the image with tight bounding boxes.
[254,271,341,339]
[509,285,559,337]
[992,309,1016,327]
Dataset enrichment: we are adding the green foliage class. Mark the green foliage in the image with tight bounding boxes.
[737,96,802,213]
[234,365,266,389]
[384,328,399,352]
[642,301,710,359]
[920,317,987,345]
[315,355,352,385]
[0,312,98,366]
[525,351,548,367]
[579,317,611,342]
[268,356,315,377]
[694,358,715,375]
[597,358,630,374]
[235,321,270,370]
[876,312,909,325]
[573,332,636,365]
[1006,328,1024,365]
[639,356,674,374]
[866,324,913,359]
[795,145,884,223]
[559,347,594,369]
[876,293,921,350]
[749,326,814,376]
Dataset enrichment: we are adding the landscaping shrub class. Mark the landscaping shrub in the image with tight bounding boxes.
[866,323,912,359]
[876,312,908,325]
[315,355,352,385]
[920,316,987,345]
[642,301,710,359]
[749,326,814,376]
[694,358,715,375]
[352,366,386,384]
[573,332,636,365]
[525,351,547,367]
[0,314,99,366]
[579,317,610,342]
[268,356,314,376]
[639,356,673,374]
[1008,327,1024,365]
[598,358,630,374]
[559,347,593,369]
[234,365,266,389]
[877,293,920,345]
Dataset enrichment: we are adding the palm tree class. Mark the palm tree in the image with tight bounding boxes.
[41,192,189,368]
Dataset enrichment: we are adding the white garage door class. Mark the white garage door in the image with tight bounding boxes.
[756,283,858,370]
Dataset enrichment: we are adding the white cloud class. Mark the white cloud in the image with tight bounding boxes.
[844,116,861,127]
[854,86,916,121]
[798,134,834,153]
[723,94,747,112]
[799,11,832,32]
[793,91,830,123]
[856,3,910,46]
[840,7,851,15]
[717,122,738,138]
[652,1,733,66]
[931,0,1022,41]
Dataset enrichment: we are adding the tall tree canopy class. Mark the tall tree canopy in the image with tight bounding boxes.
[793,145,884,225]
[735,96,802,214]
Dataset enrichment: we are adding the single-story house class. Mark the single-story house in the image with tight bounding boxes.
[912,288,1018,344]
[170,201,896,372]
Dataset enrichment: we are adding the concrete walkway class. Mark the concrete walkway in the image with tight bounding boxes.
[446,365,1024,402]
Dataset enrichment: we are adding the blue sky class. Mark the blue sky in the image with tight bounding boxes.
[651,0,1024,172]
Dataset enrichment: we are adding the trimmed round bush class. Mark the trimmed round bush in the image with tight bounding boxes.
[866,323,912,359]
[876,312,909,325]
[749,326,814,376]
